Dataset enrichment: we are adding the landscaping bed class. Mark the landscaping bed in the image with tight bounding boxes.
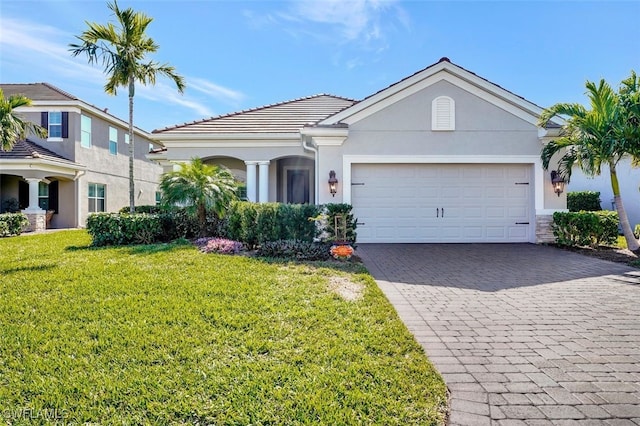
[0,230,447,424]
[559,243,640,267]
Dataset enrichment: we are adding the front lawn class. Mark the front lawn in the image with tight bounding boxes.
[0,231,446,424]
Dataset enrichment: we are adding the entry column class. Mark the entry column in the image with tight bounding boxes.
[258,161,270,202]
[244,161,257,202]
[24,178,44,212]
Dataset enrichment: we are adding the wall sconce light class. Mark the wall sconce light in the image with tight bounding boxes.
[550,170,565,197]
[328,170,338,197]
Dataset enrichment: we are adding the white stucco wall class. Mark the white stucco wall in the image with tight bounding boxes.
[568,158,640,227]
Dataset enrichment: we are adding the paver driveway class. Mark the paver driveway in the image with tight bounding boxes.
[357,244,640,426]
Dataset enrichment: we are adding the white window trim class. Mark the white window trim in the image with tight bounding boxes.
[109,126,118,156]
[47,111,63,141]
[81,115,92,149]
[88,183,106,213]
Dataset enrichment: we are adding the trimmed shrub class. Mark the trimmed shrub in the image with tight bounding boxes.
[323,203,358,244]
[119,205,163,214]
[159,209,200,241]
[0,213,30,237]
[635,224,640,239]
[567,191,601,212]
[193,237,243,254]
[279,203,320,242]
[257,240,331,261]
[552,210,619,248]
[226,202,321,248]
[86,213,163,246]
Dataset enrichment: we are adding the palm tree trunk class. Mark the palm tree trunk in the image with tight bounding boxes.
[128,77,135,214]
[197,202,206,237]
[610,163,640,251]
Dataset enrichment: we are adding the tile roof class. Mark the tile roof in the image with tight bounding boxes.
[153,94,356,134]
[0,83,78,101]
[0,139,79,166]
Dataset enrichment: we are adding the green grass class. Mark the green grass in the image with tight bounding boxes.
[0,231,446,425]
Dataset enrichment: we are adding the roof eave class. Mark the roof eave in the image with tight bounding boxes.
[321,60,547,126]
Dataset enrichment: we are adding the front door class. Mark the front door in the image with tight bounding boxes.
[287,169,309,204]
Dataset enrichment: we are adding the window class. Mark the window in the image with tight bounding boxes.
[109,127,118,155]
[431,96,455,131]
[48,112,62,139]
[149,143,154,153]
[124,133,130,144]
[38,182,49,210]
[88,183,106,212]
[155,191,162,206]
[81,115,92,148]
[41,112,68,140]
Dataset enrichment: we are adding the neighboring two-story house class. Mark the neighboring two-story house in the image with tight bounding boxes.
[0,83,163,230]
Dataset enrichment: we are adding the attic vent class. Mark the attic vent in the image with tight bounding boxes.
[431,96,455,131]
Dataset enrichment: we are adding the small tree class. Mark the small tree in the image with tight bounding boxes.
[0,88,47,151]
[159,158,238,236]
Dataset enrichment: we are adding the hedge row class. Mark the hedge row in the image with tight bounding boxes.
[87,203,357,249]
[567,191,602,212]
[86,213,163,246]
[0,213,29,237]
[226,202,321,249]
[552,210,619,248]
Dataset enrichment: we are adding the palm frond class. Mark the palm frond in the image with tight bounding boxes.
[0,89,47,151]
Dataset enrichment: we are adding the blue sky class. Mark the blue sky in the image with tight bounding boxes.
[1,0,638,132]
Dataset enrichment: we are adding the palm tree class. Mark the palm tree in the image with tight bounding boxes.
[539,78,640,251]
[619,71,640,151]
[160,158,238,236]
[70,1,185,213]
[0,88,47,151]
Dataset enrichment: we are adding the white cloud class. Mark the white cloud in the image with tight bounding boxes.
[187,77,246,105]
[0,16,225,120]
[291,0,389,42]
[284,0,408,45]
[244,0,409,69]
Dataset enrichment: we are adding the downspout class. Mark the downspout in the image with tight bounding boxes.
[74,170,86,228]
[301,134,319,204]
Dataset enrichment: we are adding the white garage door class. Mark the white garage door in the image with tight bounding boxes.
[351,164,533,243]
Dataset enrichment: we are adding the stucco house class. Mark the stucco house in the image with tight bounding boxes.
[0,83,163,230]
[150,58,564,243]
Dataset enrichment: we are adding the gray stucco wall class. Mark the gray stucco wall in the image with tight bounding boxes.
[345,81,539,156]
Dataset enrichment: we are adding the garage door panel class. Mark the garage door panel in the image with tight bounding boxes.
[508,206,528,219]
[462,227,483,238]
[352,163,533,243]
[486,206,506,218]
[486,227,507,238]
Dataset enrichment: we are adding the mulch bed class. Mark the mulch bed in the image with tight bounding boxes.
[557,244,639,266]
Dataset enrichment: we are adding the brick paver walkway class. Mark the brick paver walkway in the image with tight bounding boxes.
[358,244,640,425]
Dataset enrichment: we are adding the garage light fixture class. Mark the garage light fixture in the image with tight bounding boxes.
[550,170,565,197]
[328,170,338,197]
